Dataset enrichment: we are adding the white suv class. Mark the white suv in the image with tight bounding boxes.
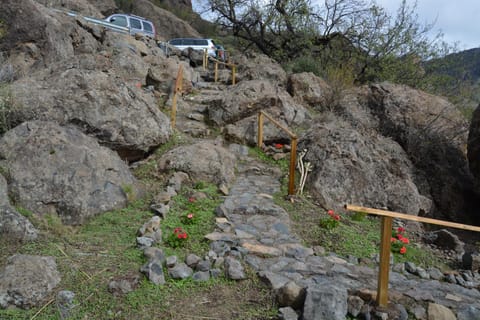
[106,14,156,38]
[168,38,217,57]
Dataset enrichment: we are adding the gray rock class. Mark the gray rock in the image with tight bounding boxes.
[347,295,364,317]
[405,262,417,274]
[143,247,166,265]
[457,306,480,320]
[276,281,305,309]
[150,203,170,218]
[423,229,465,259]
[428,267,445,280]
[224,256,246,280]
[56,290,76,320]
[192,271,210,282]
[278,306,299,320]
[196,260,212,272]
[0,255,61,309]
[0,205,38,241]
[108,273,140,296]
[185,254,201,268]
[302,283,348,320]
[168,263,193,280]
[427,303,456,320]
[140,260,165,285]
[416,267,430,279]
[0,121,142,225]
[210,268,222,278]
[158,141,237,187]
[168,172,190,192]
[136,236,155,248]
[287,72,333,110]
[166,256,178,268]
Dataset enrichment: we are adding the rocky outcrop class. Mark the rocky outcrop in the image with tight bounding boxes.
[207,80,310,145]
[300,117,432,214]
[468,105,480,183]
[287,72,334,110]
[234,51,288,84]
[0,121,142,225]
[158,141,237,188]
[130,0,201,41]
[33,0,114,16]
[0,255,61,309]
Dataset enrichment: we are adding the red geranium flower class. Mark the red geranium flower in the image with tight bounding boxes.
[401,237,410,244]
[274,143,283,149]
[333,215,340,221]
[391,237,397,243]
[188,197,196,203]
[327,210,335,216]
[397,227,405,233]
[400,246,407,254]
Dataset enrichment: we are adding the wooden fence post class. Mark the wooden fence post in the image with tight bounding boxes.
[214,62,218,83]
[232,65,236,85]
[257,112,264,148]
[377,216,393,307]
[171,65,183,129]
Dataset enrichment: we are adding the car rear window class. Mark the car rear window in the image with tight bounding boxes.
[142,21,153,32]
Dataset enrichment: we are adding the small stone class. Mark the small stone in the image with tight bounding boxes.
[168,263,193,280]
[108,273,140,296]
[150,204,170,218]
[196,260,211,272]
[278,306,298,320]
[210,268,222,278]
[153,191,171,204]
[140,261,165,285]
[143,247,166,265]
[224,256,246,280]
[192,271,210,282]
[276,281,305,309]
[405,262,417,274]
[219,183,229,196]
[427,303,456,320]
[347,295,364,317]
[427,267,444,280]
[136,236,155,248]
[56,290,76,319]
[185,254,201,268]
[166,256,178,268]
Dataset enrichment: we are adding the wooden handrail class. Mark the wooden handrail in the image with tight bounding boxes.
[344,204,480,307]
[170,65,183,129]
[257,111,298,195]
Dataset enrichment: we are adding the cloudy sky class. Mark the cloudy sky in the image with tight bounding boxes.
[193,0,480,50]
[375,0,480,50]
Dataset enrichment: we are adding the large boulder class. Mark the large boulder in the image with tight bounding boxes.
[234,51,288,85]
[10,66,172,161]
[207,80,310,145]
[336,83,478,223]
[0,121,142,225]
[468,105,480,183]
[287,72,334,110]
[0,176,38,241]
[33,0,112,16]
[158,141,237,187]
[300,117,432,215]
[0,255,61,309]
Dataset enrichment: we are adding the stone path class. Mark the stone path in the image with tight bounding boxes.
[206,145,480,320]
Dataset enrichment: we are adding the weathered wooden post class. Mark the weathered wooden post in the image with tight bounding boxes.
[377,216,393,307]
[288,137,297,196]
[257,112,264,148]
[214,62,219,83]
[232,65,236,85]
[171,65,183,129]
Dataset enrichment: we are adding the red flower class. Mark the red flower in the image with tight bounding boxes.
[174,227,183,234]
[397,234,403,240]
[188,197,196,203]
[401,237,410,244]
[333,215,340,221]
[274,143,283,149]
[400,246,407,254]
[397,227,405,234]
[327,210,335,216]
[187,213,194,219]
[391,237,397,243]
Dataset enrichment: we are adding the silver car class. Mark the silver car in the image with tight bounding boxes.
[106,14,156,38]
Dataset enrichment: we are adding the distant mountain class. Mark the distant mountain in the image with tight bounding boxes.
[423,48,480,118]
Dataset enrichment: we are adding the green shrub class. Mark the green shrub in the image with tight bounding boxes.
[0,84,13,134]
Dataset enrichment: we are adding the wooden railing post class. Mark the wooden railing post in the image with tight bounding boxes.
[288,137,297,196]
[232,65,236,85]
[171,65,183,129]
[257,112,264,148]
[214,62,219,83]
[377,216,393,307]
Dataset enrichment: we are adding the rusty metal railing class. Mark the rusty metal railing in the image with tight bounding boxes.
[257,111,297,196]
[344,204,480,307]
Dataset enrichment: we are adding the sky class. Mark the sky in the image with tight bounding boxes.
[375,0,480,50]
[192,0,480,51]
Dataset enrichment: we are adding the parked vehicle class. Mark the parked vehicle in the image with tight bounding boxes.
[167,38,217,57]
[215,45,227,61]
[105,14,156,38]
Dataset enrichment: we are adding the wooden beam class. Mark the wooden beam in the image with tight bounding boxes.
[345,205,480,232]
[214,62,218,83]
[377,216,393,307]
[260,111,297,139]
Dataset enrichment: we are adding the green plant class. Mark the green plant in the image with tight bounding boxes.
[165,227,188,248]
[350,211,368,221]
[319,209,341,230]
[391,227,410,255]
[0,84,13,135]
